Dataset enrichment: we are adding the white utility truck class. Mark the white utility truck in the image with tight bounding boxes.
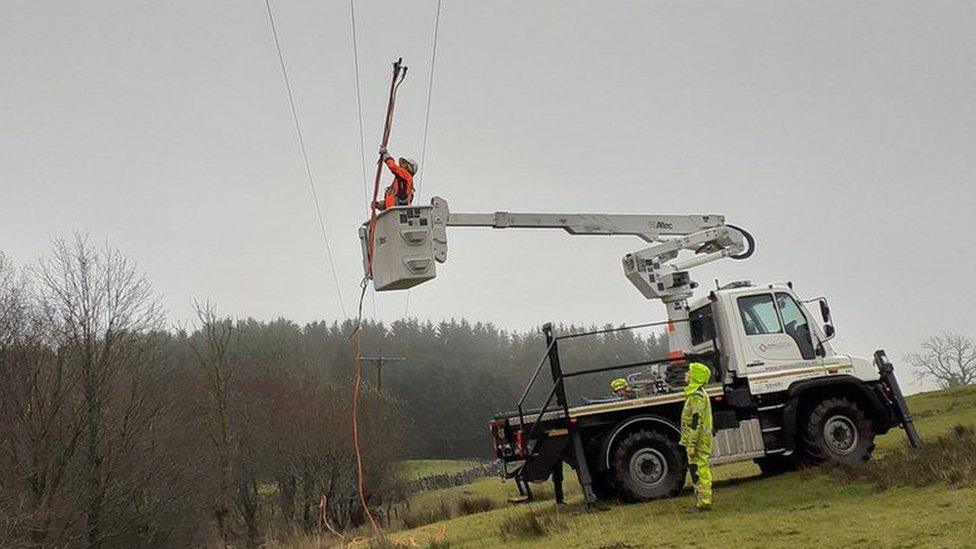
[359,198,920,503]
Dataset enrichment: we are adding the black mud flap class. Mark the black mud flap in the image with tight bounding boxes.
[519,434,570,482]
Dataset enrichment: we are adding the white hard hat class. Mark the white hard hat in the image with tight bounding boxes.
[400,157,418,175]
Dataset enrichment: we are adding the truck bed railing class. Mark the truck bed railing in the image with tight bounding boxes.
[516,339,557,429]
[507,319,721,504]
[515,318,709,452]
[523,377,566,446]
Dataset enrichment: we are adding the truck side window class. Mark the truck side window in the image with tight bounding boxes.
[737,294,782,335]
[775,292,815,360]
[689,305,714,346]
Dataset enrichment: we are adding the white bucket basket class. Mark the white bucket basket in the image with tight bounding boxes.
[359,203,447,291]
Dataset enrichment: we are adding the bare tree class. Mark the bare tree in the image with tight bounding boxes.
[32,234,166,548]
[906,333,976,389]
[1,249,90,547]
[187,300,238,545]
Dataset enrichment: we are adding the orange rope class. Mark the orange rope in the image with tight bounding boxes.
[319,495,344,539]
[351,330,379,532]
[351,58,407,536]
[365,61,406,276]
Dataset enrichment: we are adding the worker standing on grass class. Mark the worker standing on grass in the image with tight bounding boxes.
[373,146,417,211]
[680,362,713,510]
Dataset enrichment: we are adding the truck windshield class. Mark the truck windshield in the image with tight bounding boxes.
[737,294,782,335]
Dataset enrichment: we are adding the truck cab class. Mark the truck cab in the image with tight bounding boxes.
[689,282,878,390]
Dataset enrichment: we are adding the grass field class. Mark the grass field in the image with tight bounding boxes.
[398,460,482,480]
[384,386,976,548]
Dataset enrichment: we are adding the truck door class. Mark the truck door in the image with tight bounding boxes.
[735,292,817,378]
[774,292,817,361]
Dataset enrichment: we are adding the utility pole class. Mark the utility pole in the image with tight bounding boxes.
[357,355,407,391]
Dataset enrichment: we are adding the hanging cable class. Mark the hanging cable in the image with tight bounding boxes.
[364,61,408,275]
[350,0,370,212]
[404,0,444,317]
[414,0,443,199]
[350,316,378,533]
[348,0,378,321]
[264,0,347,317]
[349,54,408,534]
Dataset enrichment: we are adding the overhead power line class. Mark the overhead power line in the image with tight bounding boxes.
[350,0,370,212]
[349,0,378,321]
[415,0,443,199]
[263,0,347,318]
[404,0,444,318]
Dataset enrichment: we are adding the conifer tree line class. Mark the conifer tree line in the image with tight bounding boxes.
[0,237,664,546]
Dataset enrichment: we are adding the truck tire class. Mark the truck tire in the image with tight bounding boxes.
[610,430,686,502]
[801,397,875,464]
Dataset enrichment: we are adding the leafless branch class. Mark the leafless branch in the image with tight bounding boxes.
[906,332,976,389]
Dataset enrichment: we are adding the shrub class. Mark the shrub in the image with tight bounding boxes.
[401,499,453,530]
[400,495,496,530]
[369,537,411,549]
[456,496,494,516]
[829,423,976,490]
[498,510,566,541]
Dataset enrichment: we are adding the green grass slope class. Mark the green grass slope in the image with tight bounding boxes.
[399,460,482,480]
[390,386,976,548]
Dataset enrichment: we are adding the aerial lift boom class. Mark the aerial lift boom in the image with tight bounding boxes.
[361,196,755,357]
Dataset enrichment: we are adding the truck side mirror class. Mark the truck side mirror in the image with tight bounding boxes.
[819,300,831,323]
[823,323,835,338]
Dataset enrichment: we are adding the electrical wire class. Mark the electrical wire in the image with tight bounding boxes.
[264,0,347,318]
[265,0,373,533]
[350,61,405,533]
[404,0,443,317]
[349,0,377,321]
[350,0,370,212]
[350,318,378,532]
[347,14,408,540]
[414,0,443,199]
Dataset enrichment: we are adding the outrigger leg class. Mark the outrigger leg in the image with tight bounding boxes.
[552,460,564,504]
[508,468,534,504]
[571,427,597,504]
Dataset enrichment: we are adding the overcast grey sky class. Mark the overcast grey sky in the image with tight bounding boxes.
[3,1,975,392]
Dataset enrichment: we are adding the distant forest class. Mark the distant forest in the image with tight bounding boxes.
[0,237,667,546]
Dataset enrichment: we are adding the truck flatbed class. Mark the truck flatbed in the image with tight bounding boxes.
[498,385,724,427]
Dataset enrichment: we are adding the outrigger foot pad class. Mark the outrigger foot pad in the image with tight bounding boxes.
[509,476,534,503]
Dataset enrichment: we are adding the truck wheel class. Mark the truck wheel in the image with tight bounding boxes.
[802,397,875,464]
[610,430,686,502]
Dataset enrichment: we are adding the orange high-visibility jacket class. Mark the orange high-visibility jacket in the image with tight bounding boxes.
[378,157,414,210]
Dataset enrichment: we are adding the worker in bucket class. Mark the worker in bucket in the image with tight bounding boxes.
[680,362,713,510]
[610,378,634,399]
[374,146,417,211]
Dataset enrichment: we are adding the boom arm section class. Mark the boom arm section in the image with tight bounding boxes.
[445,210,724,242]
[429,196,753,303]
[359,196,754,301]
